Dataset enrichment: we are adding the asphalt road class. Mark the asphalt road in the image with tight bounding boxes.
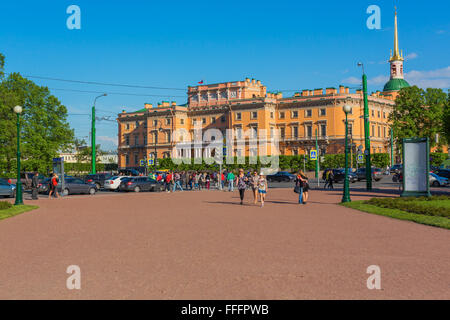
[19,176,449,201]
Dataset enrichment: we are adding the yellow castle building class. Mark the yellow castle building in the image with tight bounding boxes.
[117,11,408,169]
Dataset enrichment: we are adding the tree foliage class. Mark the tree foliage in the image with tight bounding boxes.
[0,54,74,173]
[390,86,448,149]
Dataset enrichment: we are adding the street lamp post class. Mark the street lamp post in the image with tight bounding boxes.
[342,105,352,203]
[13,105,23,206]
[153,120,163,172]
[358,62,372,190]
[91,94,107,174]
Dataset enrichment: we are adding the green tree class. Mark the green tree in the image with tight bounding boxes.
[0,57,74,173]
[390,86,448,151]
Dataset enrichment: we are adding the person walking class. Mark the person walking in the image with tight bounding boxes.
[294,171,308,204]
[31,172,39,200]
[165,172,172,192]
[236,169,248,205]
[250,171,259,204]
[327,169,334,190]
[258,173,267,207]
[194,172,199,190]
[205,173,211,190]
[323,169,329,189]
[173,172,183,192]
[221,171,225,190]
[48,173,59,199]
[227,171,235,192]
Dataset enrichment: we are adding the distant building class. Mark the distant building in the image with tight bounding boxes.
[116,9,429,170]
[60,151,118,164]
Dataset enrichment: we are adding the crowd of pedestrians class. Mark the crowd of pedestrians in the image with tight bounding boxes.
[147,169,271,207]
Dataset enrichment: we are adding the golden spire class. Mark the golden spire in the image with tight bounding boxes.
[390,6,404,61]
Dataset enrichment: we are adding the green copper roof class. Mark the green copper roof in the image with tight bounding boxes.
[383,78,410,92]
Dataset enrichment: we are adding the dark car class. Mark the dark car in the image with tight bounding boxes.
[355,167,383,181]
[39,177,97,195]
[390,164,403,174]
[266,171,296,182]
[118,169,140,177]
[119,177,164,192]
[433,169,450,179]
[84,173,113,189]
[328,169,358,183]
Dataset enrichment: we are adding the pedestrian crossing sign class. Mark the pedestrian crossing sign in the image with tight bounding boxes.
[148,159,154,166]
[140,159,145,167]
[310,149,317,160]
[357,154,364,163]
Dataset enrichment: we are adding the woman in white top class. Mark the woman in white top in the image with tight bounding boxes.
[258,174,267,207]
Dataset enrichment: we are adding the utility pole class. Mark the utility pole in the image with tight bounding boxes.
[358,63,372,190]
[315,129,319,188]
[390,127,394,167]
[91,94,107,174]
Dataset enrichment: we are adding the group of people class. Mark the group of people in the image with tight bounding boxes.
[147,171,219,192]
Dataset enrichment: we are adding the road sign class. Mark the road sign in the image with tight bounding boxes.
[364,149,369,156]
[140,159,146,167]
[357,154,364,163]
[310,149,317,160]
[148,159,154,166]
[223,146,227,156]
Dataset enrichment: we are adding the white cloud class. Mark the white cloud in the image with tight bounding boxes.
[342,66,450,90]
[97,136,118,146]
[342,75,388,86]
[341,76,361,85]
[368,75,389,85]
[405,52,418,60]
[405,66,450,89]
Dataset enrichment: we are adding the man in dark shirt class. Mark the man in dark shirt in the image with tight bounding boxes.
[31,172,39,200]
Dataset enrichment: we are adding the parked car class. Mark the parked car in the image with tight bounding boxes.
[355,167,383,181]
[119,177,164,192]
[84,173,113,189]
[433,169,450,180]
[266,171,296,182]
[390,164,403,174]
[104,176,131,191]
[0,178,15,198]
[118,169,140,177]
[329,169,358,183]
[39,177,97,195]
[429,173,449,187]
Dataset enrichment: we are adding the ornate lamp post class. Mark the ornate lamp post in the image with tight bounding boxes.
[342,104,352,203]
[13,105,23,205]
[357,62,372,190]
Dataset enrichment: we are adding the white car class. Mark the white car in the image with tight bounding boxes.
[104,176,131,191]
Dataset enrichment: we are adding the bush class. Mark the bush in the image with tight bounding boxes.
[365,196,450,218]
[0,201,13,210]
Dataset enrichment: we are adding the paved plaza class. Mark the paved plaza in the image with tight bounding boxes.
[0,188,449,299]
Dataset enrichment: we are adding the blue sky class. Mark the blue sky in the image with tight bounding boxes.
[1,0,449,151]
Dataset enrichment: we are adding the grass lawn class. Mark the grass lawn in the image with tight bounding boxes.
[0,205,39,221]
[341,199,450,230]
